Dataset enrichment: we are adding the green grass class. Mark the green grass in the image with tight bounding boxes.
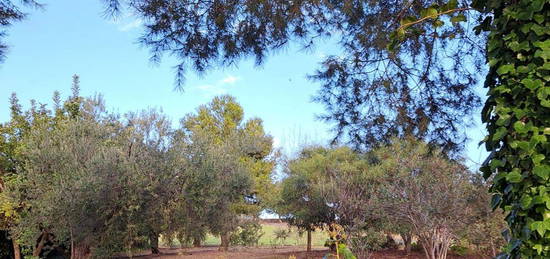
[198,223,328,247]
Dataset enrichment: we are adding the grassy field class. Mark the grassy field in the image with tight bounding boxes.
[166,222,328,247]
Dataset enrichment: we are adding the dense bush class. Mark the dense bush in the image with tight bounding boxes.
[229,220,264,247]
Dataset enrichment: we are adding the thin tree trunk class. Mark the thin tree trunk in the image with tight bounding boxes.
[33,231,48,257]
[150,232,160,254]
[403,233,412,254]
[219,233,229,252]
[193,237,201,247]
[306,229,312,252]
[12,239,21,259]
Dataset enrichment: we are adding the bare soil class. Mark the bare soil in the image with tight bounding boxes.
[116,247,488,259]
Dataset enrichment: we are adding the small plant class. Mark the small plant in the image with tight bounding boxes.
[323,223,356,259]
[273,229,291,246]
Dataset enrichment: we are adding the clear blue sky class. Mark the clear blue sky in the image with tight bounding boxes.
[0,0,488,168]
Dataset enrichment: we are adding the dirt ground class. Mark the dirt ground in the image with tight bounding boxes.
[117,247,488,259]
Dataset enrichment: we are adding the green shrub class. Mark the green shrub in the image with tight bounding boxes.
[346,229,387,258]
[272,228,291,245]
[229,220,264,247]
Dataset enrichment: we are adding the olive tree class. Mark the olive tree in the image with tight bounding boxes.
[371,139,475,259]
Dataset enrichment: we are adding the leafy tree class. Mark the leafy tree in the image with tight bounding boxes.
[461,174,506,257]
[123,108,175,255]
[4,96,141,259]
[370,139,476,259]
[176,95,275,251]
[171,126,252,251]
[278,146,365,252]
[181,95,276,214]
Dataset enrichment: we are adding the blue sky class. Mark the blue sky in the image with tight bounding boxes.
[0,0,488,168]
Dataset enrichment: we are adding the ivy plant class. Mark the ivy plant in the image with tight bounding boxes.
[474,0,550,258]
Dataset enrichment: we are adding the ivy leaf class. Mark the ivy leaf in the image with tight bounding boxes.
[514,121,529,134]
[493,127,508,141]
[520,195,533,209]
[534,165,550,180]
[534,14,544,24]
[532,154,545,165]
[521,78,543,91]
[533,40,550,51]
[531,0,545,12]
[497,64,515,75]
[506,170,523,183]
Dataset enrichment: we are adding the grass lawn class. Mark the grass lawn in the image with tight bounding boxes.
[198,222,328,247]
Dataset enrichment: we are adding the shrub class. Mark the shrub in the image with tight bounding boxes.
[450,245,470,256]
[273,228,291,246]
[347,229,387,259]
[229,220,264,247]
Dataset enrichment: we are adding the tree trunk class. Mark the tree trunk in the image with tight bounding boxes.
[12,239,21,259]
[150,232,160,254]
[193,237,201,247]
[219,232,229,252]
[306,229,312,252]
[403,232,412,254]
[33,231,48,257]
[72,243,91,259]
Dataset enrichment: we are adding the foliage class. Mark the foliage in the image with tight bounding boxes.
[449,245,470,256]
[98,0,484,154]
[229,219,264,247]
[272,228,291,246]
[370,139,475,259]
[460,175,507,256]
[470,0,550,257]
[277,147,362,231]
[0,0,42,62]
[175,95,275,250]
[347,229,387,258]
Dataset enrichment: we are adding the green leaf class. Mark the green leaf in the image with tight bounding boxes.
[521,195,532,209]
[497,64,515,75]
[506,170,523,183]
[534,165,550,180]
[534,40,550,51]
[424,7,438,18]
[493,127,508,141]
[521,78,543,90]
[531,0,545,12]
[433,19,444,27]
[450,14,466,24]
[445,0,458,10]
[534,14,544,24]
[530,221,547,236]
[532,134,547,144]
[490,159,505,170]
[533,154,545,165]
[531,24,546,36]
[514,121,529,134]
